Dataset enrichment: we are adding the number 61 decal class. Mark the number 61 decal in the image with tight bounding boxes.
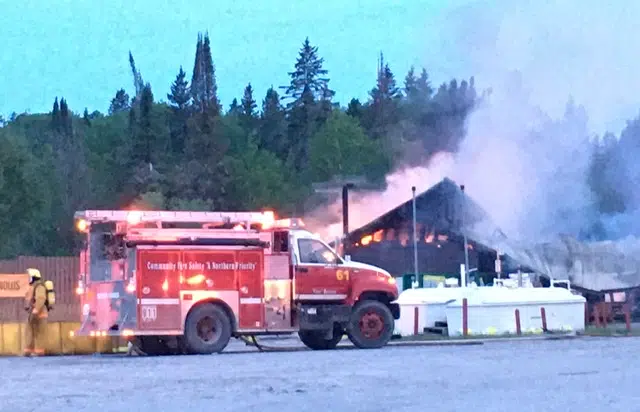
[336,270,350,281]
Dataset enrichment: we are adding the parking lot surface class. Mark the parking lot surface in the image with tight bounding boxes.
[0,336,638,412]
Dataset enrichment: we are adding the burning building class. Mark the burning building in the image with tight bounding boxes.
[343,178,504,288]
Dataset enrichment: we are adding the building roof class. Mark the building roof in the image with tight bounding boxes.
[346,177,491,242]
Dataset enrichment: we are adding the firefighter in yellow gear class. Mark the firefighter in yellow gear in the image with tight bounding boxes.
[23,268,48,356]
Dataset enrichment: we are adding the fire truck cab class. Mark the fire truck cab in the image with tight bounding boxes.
[72,209,400,355]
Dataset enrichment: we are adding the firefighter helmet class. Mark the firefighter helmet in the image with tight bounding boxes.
[26,268,42,282]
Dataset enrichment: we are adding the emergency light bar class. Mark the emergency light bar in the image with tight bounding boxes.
[74,210,275,227]
[267,218,305,229]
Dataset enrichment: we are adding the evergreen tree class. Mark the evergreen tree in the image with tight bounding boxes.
[346,98,364,122]
[59,98,73,137]
[133,84,155,165]
[83,108,91,127]
[128,51,144,102]
[190,33,204,112]
[109,89,130,115]
[281,38,334,172]
[241,83,257,118]
[190,32,221,115]
[201,33,220,114]
[366,53,402,139]
[228,98,241,116]
[51,97,61,132]
[404,67,433,102]
[167,67,191,153]
[280,37,334,107]
[167,67,191,110]
[240,83,258,132]
[258,87,288,159]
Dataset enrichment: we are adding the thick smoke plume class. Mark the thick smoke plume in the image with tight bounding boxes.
[308,1,640,247]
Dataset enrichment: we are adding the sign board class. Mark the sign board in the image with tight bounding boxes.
[0,274,30,298]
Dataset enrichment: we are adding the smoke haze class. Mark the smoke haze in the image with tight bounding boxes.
[308,1,640,245]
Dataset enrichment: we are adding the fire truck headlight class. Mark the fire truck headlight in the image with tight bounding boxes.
[127,210,143,225]
[261,210,275,229]
[76,219,89,232]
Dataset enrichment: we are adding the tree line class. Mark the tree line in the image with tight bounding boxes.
[0,32,634,258]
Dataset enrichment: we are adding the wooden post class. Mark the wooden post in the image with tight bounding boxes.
[515,309,521,336]
[584,302,588,326]
[462,298,468,337]
[413,306,419,335]
[601,302,608,328]
[625,303,632,333]
[540,307,548,332]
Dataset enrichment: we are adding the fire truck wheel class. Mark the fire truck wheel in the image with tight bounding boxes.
[184,303,232,355]
[298,324,343,350]
[347,300,394,349]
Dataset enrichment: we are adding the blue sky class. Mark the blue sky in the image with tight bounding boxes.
[2,0,638,135]
[1,0,473,117]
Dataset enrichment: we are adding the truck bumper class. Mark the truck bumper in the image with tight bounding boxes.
[71,328,182,338]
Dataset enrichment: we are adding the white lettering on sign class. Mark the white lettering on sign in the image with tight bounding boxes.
[145,261,258,271]
[206,262,257,271]
[147,262,177,271]
[140,305,157,322]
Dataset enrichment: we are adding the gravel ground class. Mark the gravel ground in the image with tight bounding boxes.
[0,336,638,412]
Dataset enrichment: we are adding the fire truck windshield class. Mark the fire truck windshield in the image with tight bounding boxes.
[298,238,342,265]
[87,222,122,282]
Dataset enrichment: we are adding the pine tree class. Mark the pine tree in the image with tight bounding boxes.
[346,98,364,122]
[281,37,334,172]
[83,108,91,127]
[241,83,257,118]
[190,32,221,115]
[228,98,241,116]
[51,97,61,132]
[367,53,401,139]
[201,33,220,115]
[167,66,191,110]
[190,33,204,112]
[128,51,144,102]
[109,89,130,115]
[404,66,417,98]
[258,87,288,159]
[281,37,334,107]
[240,83,258,133]
[59,98,73,137]
[167,67,191,154]
[135,84,155,165]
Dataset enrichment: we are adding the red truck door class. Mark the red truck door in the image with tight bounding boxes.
[294,237,349,301]
[136,248,182,331]
[180,248,265,330]
[236,249,265,329]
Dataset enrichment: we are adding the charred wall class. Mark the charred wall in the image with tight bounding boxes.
[344,227,497,277]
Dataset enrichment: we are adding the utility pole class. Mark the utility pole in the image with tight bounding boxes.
[341,183,355,236]
[460,184,470,288]
[312,176,381,256]
[411,186,419,286]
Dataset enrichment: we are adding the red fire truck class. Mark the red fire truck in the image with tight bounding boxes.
[72,209,400,355]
